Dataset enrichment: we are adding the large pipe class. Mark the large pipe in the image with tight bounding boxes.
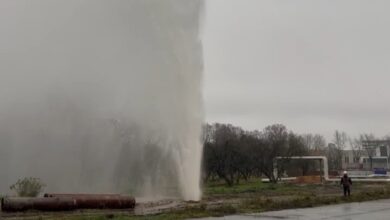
[1,197,77,212]
[44,193,136,209]
[1,194,136,212]
[44,193,123,198]
[274,156,329,180]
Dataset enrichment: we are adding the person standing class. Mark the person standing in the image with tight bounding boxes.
[340,171,352,196]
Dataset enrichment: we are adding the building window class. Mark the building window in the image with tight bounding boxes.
[345,156,349,163]
[380,145,388,156]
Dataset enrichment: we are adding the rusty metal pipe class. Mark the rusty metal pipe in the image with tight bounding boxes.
[44,193,136,209]
[1,194,135,212]
[44,193,123,198]
[1,197,76,212]
[71,196,135,209]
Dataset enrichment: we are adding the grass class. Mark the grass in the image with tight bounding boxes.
[204,178,271,195]
[37,205,238,220]
[241,185,390,213]
[5,181,390,220]
[204,178,327,197]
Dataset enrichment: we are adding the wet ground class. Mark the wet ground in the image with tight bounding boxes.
[197,199,390,220]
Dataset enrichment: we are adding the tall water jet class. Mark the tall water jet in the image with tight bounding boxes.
[0,0,204,201]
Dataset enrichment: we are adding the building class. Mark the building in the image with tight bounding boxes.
[342,140,390,171]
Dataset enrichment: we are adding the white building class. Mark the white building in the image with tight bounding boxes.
[342,140,390,171]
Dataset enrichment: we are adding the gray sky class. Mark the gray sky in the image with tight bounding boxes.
[203,0,390,140]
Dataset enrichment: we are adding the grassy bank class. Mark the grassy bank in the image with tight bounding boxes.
[5,180,390,220]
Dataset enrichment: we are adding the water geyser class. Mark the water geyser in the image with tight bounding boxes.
[0,0,204,201]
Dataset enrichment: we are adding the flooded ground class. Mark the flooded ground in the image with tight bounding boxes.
[197,199,390,220]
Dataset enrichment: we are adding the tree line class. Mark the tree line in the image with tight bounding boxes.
[202,123,389,186]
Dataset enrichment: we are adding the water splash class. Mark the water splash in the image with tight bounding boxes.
[0,0,203,201]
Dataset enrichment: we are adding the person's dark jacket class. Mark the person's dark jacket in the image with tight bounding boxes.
[340,175,352,187]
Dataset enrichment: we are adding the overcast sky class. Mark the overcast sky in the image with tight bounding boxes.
[203,0,390,140]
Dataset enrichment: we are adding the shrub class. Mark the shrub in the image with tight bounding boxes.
[10,177,46,197]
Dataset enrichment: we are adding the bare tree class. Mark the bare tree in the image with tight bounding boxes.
[301,134,327,155]
[328,130,348,170]
[313,135,327,152]
[302,134,315,150]
[360,133,376,170]
[288,133,310,176]
[349,137,364,164]
[203,123,246,186]
[260,124,289,183]
[334,130,348,149]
